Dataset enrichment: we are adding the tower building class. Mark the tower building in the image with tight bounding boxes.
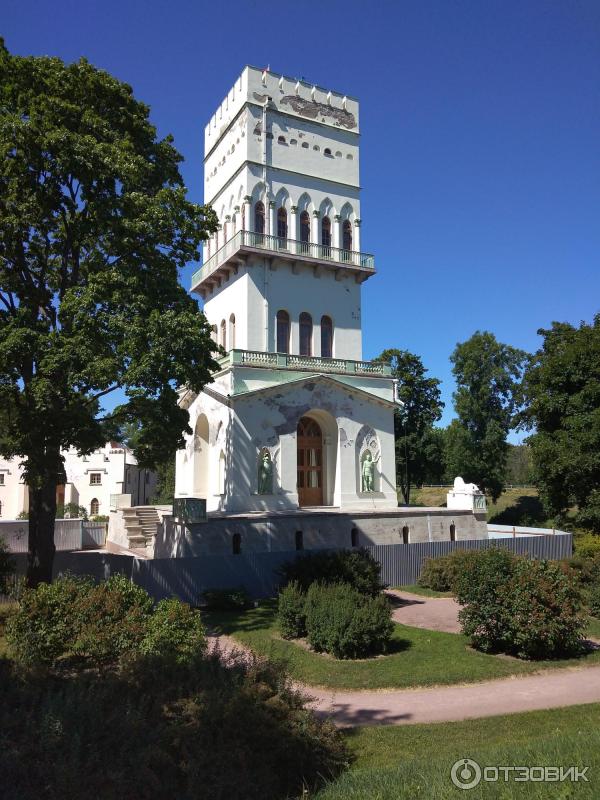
[175,66,400,517]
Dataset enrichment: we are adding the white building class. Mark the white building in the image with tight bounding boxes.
[174,66,400,515]
[0,443,156,520]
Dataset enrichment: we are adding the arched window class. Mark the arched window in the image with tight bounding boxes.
[300,210,310,253]
[229,314,236,349]
[277,207,287,243]
[342,220,352,253]
[220,319,226,349]
[276,310,290,354]
[321,216,331,256]
[295,530,304,551]
[299,312,313,357]
[321,315,333,358]
[232,533,241,555]
[277,135,286,144]
[450,523,456,542]
[90,498,99,516]
[402,525,409,544]
[324,147,332,156]
[301,141,309,149]
[351,528,359,548]
[290,138,297,146]
[254,201,265,238]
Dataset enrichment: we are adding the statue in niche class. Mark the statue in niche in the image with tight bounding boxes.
[258,449,273,494]
[361,450,375,492]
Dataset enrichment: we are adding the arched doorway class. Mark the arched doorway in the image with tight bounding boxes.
[193,414,209,497]
[297,416,323,506]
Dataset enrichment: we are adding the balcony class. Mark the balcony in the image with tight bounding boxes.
[217,349,392,377]
[191,230,376,295]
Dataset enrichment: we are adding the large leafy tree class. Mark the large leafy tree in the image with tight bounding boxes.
[0,43,219,585]
[446,332,527,501]
[521,316,600,531]
[375,349,444,504]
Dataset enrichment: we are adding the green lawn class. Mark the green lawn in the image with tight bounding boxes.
[586,616,600,640]
[394,583,454,598]
[316,704,600,799]
[206,600,600,690]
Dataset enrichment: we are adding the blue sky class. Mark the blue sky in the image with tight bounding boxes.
[4,1,600,437]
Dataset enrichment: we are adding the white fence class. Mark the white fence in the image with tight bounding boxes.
[488,524,568,539]
[0,519,107,553]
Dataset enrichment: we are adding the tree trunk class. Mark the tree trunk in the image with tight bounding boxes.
[27,478,58,587]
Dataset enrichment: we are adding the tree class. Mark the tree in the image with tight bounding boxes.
[521,316,600,532]
[0,43,219,585]
[374,349,444,504]
[446,332,527,501]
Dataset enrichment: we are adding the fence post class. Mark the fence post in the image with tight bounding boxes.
[512,526,516,539]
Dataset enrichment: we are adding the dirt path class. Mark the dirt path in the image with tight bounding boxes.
[387,589,462,634]
[307,665,600,726]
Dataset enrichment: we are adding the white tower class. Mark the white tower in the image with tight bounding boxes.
[176,67,399,527]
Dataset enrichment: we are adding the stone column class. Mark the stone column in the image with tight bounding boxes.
[290,205,298,253]
[268,200,276,238]
[224,215,231,243]
[242,195,252,234]
[311,210,320,246]
[333,214,341,251]
[354,218,361,253]
[233,206,240,236]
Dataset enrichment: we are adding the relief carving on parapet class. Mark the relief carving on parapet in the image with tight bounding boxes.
[280,95,357,129]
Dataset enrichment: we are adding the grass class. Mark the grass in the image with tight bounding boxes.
[0,603,16,658]
[316,703,600,798]
[393,583,454,598]
[586,616,600,640]
[206,600,600,690]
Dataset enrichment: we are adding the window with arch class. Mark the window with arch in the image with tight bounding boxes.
[277,207,288,243]
[342,219,352,260]
[450,523,456,542]
[313,144,320,151]
[321,315,333,358]
[351,528,359,548]
[276,310,290,354]
[301,141,309,149]
[254,201,265,237]
[232,533,241,555]
[321,216,331,252]
[335,150,342,157]
[295,530,304,551]
[324,147,332,156]
[346,153,353,160]
[290,138,298,146]
[229,314,236,349]
[402,525,409,545]
[299,312,313,357]
[220,319,226,349]
[300,210,310,252]
[90,498,99,516]
[277,135,286,144]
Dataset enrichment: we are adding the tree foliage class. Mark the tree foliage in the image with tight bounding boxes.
[0,42,218,583]
[521,315,600,532]
[374,349,444,504]
[446,332,527,501]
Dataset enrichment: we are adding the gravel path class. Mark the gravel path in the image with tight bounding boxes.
[387,589,462,633]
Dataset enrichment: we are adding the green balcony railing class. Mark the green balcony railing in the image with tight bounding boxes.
[191,230,375,288]
[216,349,392,377]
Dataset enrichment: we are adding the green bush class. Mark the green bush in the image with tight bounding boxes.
[140,598,206,663]
[456,549,585,659]
[6,574,93,666]
[56,502,88,520]
[277,581,306,639]
[202,586,252,610]
[418,549,480,593]
[589,585,600,619]
[279,548,385,596]
[305,582,393,659]
[563,555,600,586]
[575,533,600,559]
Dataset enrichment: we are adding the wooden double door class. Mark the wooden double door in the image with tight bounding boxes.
[297,416,323,506]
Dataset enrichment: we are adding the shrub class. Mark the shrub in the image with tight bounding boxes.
[456,548,585,659]
[277,581,306,639]
[279,548,385,596]
[202,586,252,610]
[418,549,480,593]
[89,514,109,523]
[140,598,206,664]
[589,585,600,619]
[6,574,93,666]
[575,533,600,559]
[56,502,88,520]
[563,555,600,586]
[305,582,393,659]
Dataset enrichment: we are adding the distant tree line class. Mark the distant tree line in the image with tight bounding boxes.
[380,313,600,533]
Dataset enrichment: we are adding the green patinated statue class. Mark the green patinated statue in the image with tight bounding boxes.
[258,450,273,494]
[361,450,375,492]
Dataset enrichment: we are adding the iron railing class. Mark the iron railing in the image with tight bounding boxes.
[217,349,392,376]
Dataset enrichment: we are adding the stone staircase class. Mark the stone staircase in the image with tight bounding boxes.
[122,506,161,552]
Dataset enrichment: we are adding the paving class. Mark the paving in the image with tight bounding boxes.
[387,589,462,634]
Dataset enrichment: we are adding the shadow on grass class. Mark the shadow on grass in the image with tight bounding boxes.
[489,494,547,526]
[205,598,279,635]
